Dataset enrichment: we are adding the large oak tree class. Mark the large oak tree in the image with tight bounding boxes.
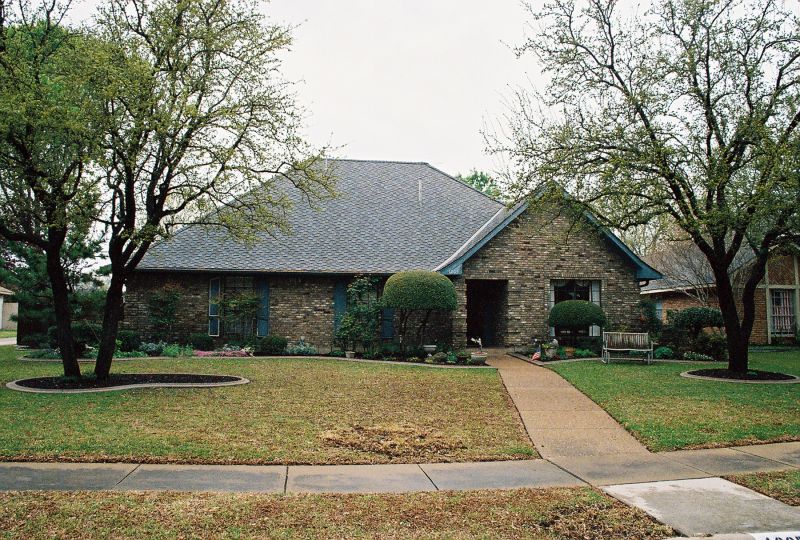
[496,0,800,372]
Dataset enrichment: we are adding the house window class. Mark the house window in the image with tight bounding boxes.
[381,307,395,339]
[549,279,601,337]
[208,277,221,337]
[333,281,348,333]
[256,279,270,337]
[655,301,664,321]
[770,289,795,336]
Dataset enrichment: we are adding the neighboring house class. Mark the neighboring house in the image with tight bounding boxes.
[0,285,17,331]
[123,159,661,350]
[641,252,800,344]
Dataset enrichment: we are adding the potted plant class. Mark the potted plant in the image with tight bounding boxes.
[422,344,437,356]
[469,337,488,363]
[345,350,356,359]
[542,339,559,360]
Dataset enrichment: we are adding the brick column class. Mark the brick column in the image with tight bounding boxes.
[451,276,468,349]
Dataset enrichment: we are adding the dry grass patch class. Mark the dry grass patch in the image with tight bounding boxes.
[725,469,800,506]
[0,347,533,464]
[0,488,674,539]
[320,423,465,459]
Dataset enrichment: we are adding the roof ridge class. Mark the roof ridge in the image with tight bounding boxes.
[327,157,429,165]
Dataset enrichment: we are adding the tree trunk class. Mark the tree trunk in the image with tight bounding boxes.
[44,233,80,378]
[711,252,767,374]
[94,273,126,380]
[416,309,432,346]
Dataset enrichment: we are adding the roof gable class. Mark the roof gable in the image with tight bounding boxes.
[437,200,662,281]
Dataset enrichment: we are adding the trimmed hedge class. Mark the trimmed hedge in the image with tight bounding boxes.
[671,307,724,336]
[381,271,457,311]
[547,300,606,329]
[253,335,288,355]
[117,330,141,352]
[189,332,214,351]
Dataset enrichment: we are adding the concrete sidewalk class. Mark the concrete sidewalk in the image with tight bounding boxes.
[0,337,16,347]
[0,442,796,494]
[0,460,584,493]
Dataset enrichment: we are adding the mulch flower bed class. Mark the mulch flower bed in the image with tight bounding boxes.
[686,368,795,381]
[14,373,242,390]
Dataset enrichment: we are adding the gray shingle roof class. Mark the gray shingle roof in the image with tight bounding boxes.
[138,159,504,274]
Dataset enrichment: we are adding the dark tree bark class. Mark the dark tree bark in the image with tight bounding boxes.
[93,272,126,379]
[44,228,80,378]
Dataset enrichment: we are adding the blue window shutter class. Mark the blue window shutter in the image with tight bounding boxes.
[256,279,270,336]
[381,307,395,339]
[333,281,347,332]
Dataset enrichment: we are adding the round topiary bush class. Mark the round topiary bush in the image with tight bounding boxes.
[547,300,606,329]
[381,271,457,311]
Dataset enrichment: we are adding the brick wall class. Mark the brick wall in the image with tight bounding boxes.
[123,272,343,351]
[452,208,644,348]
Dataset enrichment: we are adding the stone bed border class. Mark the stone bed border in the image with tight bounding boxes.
[6,374,250,394]
[680,370,799,384]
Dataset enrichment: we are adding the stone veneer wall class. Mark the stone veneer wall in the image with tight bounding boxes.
[451,208,645,349]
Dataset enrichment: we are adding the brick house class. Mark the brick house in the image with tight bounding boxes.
[641,254,800,345]
[123,159,661,350]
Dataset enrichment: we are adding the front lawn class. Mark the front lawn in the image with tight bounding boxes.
[0,488,673,539]
[725,469,800,506]
[0,329,15,338]
[0,346,533,464]
[549,351,800,451]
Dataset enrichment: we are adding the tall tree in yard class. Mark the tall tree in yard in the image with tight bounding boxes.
[0,3,108,376]
[496,0,800,372]
[91,0,335,379]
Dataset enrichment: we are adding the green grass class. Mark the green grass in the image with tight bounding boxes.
[0,345,533,464]
[549,352,800,451]
[0,330,15,338]
[0,488,673,539]
[725,469,800,506]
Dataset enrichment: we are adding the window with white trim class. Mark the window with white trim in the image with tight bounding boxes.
[770,289,795,336]
[549,279,602,337]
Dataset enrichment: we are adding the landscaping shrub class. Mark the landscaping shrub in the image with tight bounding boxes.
[430,352,448,364]
[638,298,663,335]
[162,344,194,358]
[694,331,728,361]
[684,351,713,361]
[657,324,688,356]
[188,332,214,351]
[455,350,471,364]
[139,341,166,356]
[285,341,317,355]
[574,336,602,355]
[574,348,594,358]
[18,332,48,348]
[334,276,381,352]
[25,348,62,359]
[671,307,724,339]
[253,335,288,355]
[117,330,141,352]
[548,300,606,329]
[654,346,674,359]
[329,349,346,358]
[147,287,182,340]
[378,342,402,359]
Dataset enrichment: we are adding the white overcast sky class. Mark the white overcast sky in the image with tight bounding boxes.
[265,0,533,176]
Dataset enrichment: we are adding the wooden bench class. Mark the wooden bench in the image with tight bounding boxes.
[602,332,653,365]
